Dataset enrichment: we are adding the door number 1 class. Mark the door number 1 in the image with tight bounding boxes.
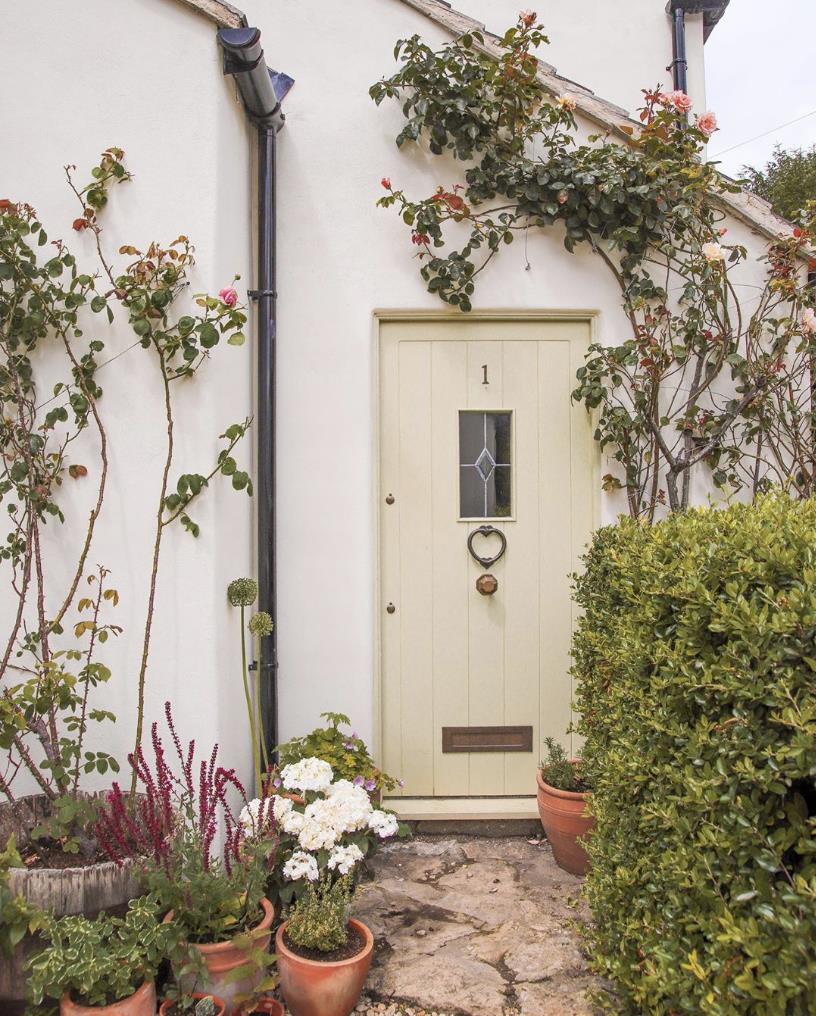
[481,364,489,385]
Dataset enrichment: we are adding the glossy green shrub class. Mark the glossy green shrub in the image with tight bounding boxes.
[573,493,816,1015]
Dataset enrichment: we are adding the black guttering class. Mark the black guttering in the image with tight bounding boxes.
[668,2,689,92]
[218,27,294,764]
[667,1,730,90]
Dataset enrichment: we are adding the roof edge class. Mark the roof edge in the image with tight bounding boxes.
[172,0,247,29]
[667,1,731,42]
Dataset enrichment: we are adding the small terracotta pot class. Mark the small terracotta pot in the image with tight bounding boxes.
[61,980,156,1016]
[158,993,226,1016]
[243,1000,284,1016]
[536,767,595,876]
[164,898,275,1016]
[276,918,373,1016]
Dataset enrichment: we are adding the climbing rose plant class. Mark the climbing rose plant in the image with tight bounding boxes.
[0,148,252,850]
[371,14,816,518]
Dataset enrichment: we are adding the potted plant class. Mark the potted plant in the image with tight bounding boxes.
[25,894,177,1015]
[95,703,277,1015]
[275,712,402,803]
[275,875,373,1016]
[536,738,595,876]
[159,991,227,1016]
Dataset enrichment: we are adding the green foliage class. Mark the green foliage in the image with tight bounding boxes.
[742,145,816,221]
[0,835,45,957]
[26,894,178,1008]
[277,712,400,794]
[287,874,354,953]
[163,996,221,1016]
[572,492,816,1014]
[372,17,816,516]
[540,737,587,793]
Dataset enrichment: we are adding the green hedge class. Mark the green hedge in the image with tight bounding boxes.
[573,493,816,1015]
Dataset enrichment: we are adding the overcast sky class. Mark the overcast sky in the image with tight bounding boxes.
[705,0,816,179]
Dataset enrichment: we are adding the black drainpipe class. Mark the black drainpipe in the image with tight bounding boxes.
[668,2,688,92]
[218,28,294,761]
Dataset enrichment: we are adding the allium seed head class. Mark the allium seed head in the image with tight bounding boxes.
[248,611,274,637]
[228,577,258,607]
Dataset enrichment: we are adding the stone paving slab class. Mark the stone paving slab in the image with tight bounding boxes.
[354,836,604,1016]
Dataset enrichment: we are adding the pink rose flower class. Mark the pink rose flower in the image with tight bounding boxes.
[802,307,816,334]
[667,90,692,113]
[697,111,718,137]
[219,287,238,307]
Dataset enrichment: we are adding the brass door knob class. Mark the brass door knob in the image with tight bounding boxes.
[386,602,396,614]
[476,574,498,596]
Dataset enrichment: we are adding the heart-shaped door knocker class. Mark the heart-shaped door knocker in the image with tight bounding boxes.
[467,524,507,568]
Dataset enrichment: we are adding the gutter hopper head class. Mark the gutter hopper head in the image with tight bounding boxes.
[218,27,293,130]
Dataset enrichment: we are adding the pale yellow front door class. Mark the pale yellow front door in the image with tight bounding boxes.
[379,317,595,811]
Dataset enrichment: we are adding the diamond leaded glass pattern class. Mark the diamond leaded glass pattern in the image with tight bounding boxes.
[459,411,512,518]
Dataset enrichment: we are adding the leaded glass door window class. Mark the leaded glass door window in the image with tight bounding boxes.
[459,411,512,518]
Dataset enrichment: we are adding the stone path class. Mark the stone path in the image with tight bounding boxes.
[353,836,603,1016]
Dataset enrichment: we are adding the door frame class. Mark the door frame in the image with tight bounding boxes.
[371,309,601,819]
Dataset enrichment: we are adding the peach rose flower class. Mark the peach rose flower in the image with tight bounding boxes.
[697,111,718,137]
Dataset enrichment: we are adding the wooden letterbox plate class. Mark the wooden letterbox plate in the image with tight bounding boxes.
[441,725,533,753]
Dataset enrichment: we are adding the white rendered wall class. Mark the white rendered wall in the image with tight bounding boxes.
[2,0,776,787]
[1,0,254,791]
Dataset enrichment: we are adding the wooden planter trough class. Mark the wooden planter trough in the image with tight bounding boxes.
[0,794,142,1012]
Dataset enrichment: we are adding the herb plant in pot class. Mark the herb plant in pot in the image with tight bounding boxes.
[95,703,277,1015]
[536,738,595,876]
[25,893,177,1015]
[276,875,373,1016]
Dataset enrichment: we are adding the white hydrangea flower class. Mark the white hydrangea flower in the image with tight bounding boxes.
[324,781,373,833]
[297,799,335,850]
[327,843,364,875]
[239,798,271,835]
[280,757,334,794]
[280,808,305,836]
[272,795,294,822]
[368,809,399,839]
[282,850,320,882]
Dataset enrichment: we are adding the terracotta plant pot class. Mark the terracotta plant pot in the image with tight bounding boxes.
[536,767,595,876]
[158,992,226,1016]
[243,1000,284,1016]
[61,980,156,1016]
[164,897,275,1016]
[276,917,373,1016]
